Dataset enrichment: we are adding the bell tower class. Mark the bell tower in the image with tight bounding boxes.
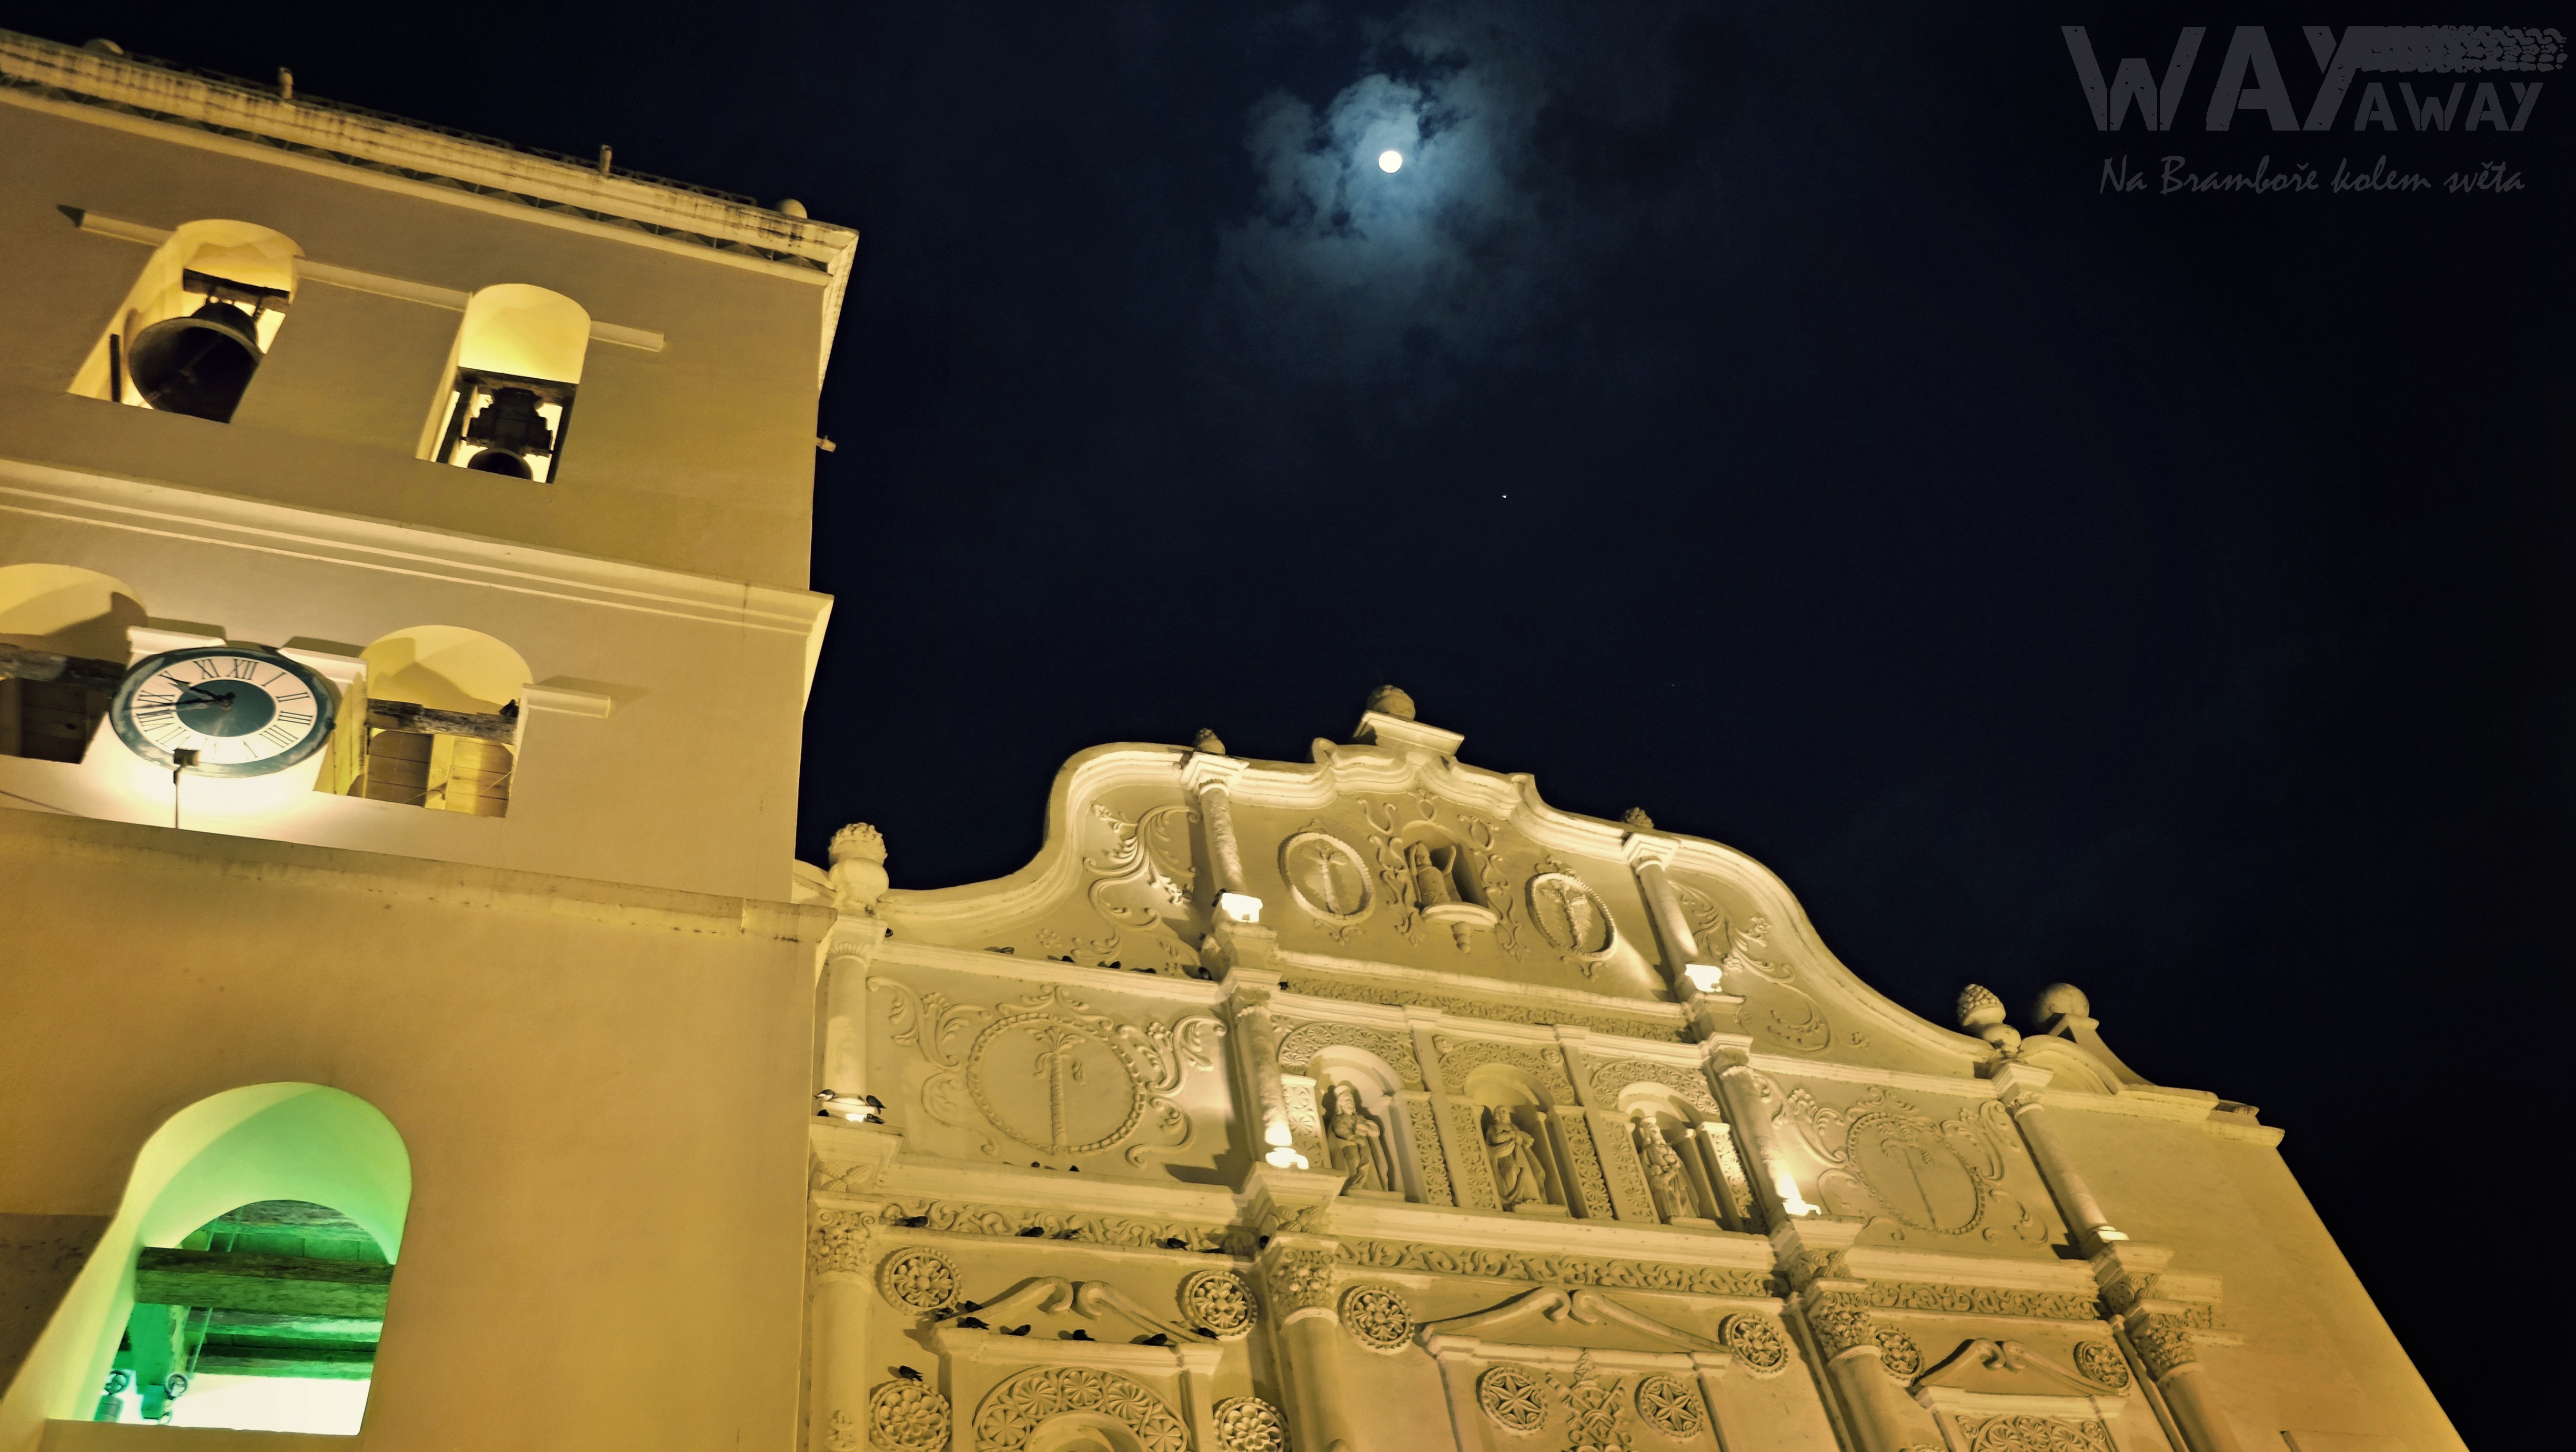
[0,28,854,1449]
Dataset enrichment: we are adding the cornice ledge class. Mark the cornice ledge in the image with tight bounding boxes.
[874,1156,1241,1227]
[0,458,830,633]
[1838,1245,2100,1295]
[868,939,1224,1006]
[1330,1199,1773,1269]
[0,806,831,940]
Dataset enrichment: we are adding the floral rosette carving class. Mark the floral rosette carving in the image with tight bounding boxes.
[1874,1326,1923,1379]
[1478,1365,1550,1433]
[1339,1283,1414,1352]
[1267,1249,1338,1312]
[1719,1313,1789,1375]
[2071,1339,2132,1389]
[869,1379,951,1452]
[1633,1375,1704,1438]
[1180,1268,1259,1339]
[876,1246,960,1314]
[1213,1397,1288,1452]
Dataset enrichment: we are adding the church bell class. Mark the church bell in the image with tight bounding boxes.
[125,300,263,422]
[461,387,556,478]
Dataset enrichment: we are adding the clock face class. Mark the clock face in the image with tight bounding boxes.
[109,646,337,778]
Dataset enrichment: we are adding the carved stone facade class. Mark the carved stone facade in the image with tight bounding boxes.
[804,694,2463,1452]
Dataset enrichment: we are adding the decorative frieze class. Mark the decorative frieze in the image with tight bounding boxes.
[973,1368,1188,1452]
[1863,1280,2099,1323]
[1276,1020,1425,1086]
[1277,972,1687,1042]
[1338,1237,1770,1296]
[878,1199,1231,1252]
[1953,1414,2113,1452]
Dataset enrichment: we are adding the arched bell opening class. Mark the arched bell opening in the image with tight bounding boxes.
[0,564,147,762]
[5,1084,410,1439]
[69,221,301,423]
[318,625,529,814]
[425,285,589,483]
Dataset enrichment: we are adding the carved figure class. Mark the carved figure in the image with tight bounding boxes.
[1633,1118,1696,1221]
[1408,841,1461,906]
[1484,1106,1550,1208]
[1323,1082,1396,1194]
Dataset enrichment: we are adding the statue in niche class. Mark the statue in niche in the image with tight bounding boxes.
[1407,842,1462,907]
[1483,1106,1549,1208]
[1323,1082,1396,1194]
[1635,1116,1697,1222]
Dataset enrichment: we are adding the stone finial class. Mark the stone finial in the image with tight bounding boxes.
[1622,807,1655,831]
[1366,684,1416,721]
[830,822,886,865]
[1956,984,2021,1054]
[2032,982,2090,1028]
[828,823,889,912]
[1192,728,1229,756]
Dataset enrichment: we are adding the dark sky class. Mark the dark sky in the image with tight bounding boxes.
[24,4,2568,1440]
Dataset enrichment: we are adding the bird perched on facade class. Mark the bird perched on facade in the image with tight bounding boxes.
[893,1367,923,1383]
[954,1317,989,1330]
[1003,1325,1032,1337]
[895,1214,929,1228]
[1062,1329,1093,1342]
[1133,1333,1170,1347]
[1017,1225,1045,1237]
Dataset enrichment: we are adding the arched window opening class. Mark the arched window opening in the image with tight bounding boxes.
[321,625,529,815]
[0,564,146,762]
[426,285,589,482]
[70,221,301,423]
[102,1199,388,1432]
[16,1084,411,1437]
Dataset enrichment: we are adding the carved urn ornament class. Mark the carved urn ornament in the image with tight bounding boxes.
[1366,683,1416,720]
[829,822,889,910]
[1956,983,2022,1054]
[1192,727,1228,756]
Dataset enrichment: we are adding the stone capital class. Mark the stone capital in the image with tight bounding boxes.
[1619,832,1683,870]
[1987,1061,2055,1108]
[1180,752,1252,794]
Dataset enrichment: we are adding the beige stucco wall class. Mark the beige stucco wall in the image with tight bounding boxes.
[0,812,825,1452]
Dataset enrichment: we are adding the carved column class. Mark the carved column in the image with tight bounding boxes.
[1391,1092,1455,1206]
[1247,1166,1353,1452]
[1776,1221,1923,1452]
[1988,1064,2128,1251]
[1619,832,1715,995]
[1222,964,1306,1169]
[1548,1105,1618,1218]
[1702,1042,1814,1221]
[807,1204,879,1452]
[1183,751,1262,922]
[818,825,892,1121]
[2096,1244,2248,1452]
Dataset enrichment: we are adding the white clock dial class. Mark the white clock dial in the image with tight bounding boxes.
[110,647,337,778]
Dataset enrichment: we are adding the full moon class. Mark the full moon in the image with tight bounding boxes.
[1377,149,1403,173]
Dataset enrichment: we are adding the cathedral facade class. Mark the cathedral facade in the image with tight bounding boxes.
[0,29,2458,1452]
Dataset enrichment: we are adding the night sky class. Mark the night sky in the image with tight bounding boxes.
[22,4,2567,1440]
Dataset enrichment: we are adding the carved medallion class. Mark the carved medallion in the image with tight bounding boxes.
[973,1367,1189,1452]
[1180,1268,1260,1339]
[1875,1326,1923,1379]
[876,1247,960,1314]
[1282,831,1374,924]
[2071,1339,2132,1389]
[869,1380,951,1452]
[1632,1375,1703,1438]
[1214,1397,1289,1452]
[1339,1283,1414,1351]
[1719,1313,1789,1375]
[1783,1086,2044,1242]
[1527,871,1617,960]
[875,982,1222,1166]
[1477,1365,1550,1433]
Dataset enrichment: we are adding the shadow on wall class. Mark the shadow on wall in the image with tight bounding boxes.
[0,1084,410,1442]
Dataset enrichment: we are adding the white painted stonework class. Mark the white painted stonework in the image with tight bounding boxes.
[804,697,2458,1452]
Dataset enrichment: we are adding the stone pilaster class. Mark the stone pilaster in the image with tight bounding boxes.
[1774,1218,1930,1452]
[2095,1243,2246,1452]
[1246,1165,1352,1452]
[1989,1062,2128,1252]
[1221,960,1306,1169]
[806,1202,880,1452]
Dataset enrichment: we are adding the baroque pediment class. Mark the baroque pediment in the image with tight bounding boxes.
[874,704,1993,1074]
